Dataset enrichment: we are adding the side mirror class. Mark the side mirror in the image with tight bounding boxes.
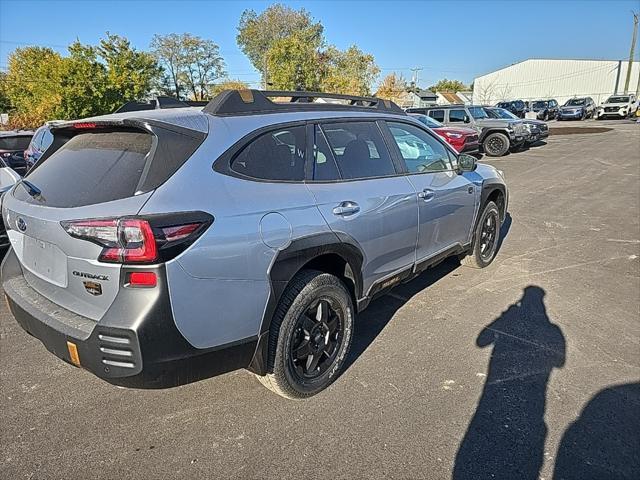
[0,166,21,195]
[463,115,470,123]
[457,154,477,173]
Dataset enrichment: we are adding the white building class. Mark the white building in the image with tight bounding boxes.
[472,59,640,106]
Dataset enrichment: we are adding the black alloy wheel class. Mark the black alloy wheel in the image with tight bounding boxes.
[479,209,499,263]
[289,298,343,380]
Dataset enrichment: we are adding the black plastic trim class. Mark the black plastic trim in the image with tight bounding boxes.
[247,232,364,375]
[2,248,255,389]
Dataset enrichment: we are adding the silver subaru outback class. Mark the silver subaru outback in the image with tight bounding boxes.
[1,90,508,399]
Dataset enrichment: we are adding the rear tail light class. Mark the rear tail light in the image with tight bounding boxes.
[61,213,213,264]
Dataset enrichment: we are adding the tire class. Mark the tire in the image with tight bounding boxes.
[461,201,501,269]
[543,112,549,121]
[256,270,354,399]
[483,132,510,157]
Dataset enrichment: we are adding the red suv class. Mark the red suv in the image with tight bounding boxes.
[410,113,479,154]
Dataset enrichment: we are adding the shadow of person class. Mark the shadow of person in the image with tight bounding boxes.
[553,382,640,480]
[453,286,566,480]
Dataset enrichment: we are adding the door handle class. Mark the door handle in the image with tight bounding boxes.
[417,189,435,201]
[332,202,360,216]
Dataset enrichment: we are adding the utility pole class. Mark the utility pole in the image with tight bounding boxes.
[624,11,638,94]
[410,67,423,88]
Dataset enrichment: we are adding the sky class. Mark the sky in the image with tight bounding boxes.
[1,0,639,90]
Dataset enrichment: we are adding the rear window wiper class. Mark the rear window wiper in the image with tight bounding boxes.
[18,179,42,198]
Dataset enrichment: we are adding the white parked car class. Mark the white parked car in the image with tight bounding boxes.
[596,94,638,119]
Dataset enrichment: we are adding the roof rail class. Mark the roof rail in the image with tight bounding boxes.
[203,89,406,116]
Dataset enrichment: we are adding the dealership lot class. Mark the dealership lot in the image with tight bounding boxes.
[1,120,638,479]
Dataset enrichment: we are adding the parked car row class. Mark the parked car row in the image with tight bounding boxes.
[407,104,547,157]
[496,94,638,121]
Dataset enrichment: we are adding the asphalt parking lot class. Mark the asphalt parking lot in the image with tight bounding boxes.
[1,120,638,480]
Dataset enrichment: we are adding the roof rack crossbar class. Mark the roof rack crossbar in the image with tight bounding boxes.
[203,89,405,116]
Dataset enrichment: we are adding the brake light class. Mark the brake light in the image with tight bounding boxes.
[62,218,157,264]
[72,122,98,129]
[61,213,213,264]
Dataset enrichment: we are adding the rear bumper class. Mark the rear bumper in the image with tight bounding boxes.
[460,140,480,153]
[2,249,256,388]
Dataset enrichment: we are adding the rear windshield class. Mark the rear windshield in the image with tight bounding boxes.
[14,131,152,207]
[0,135,32,151]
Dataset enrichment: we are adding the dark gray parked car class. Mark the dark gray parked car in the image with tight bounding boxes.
[485,107,549,145]
[1,90,508,398]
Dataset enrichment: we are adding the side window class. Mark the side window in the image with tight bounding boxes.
[320,122,396,180]
[31,130,43,150]
[449,109,468,123]
[312,125,341,181]
[40,128,54,153]
[387,122,452,173]
[428,110,445,122]
[231,126,306,181]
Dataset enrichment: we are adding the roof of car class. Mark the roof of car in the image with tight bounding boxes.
[61,90,408,134]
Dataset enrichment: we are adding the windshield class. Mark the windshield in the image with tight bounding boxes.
[566,99,586,106]
[468,106,489,119]
[532,101,548,109]
[606,96,629,103]
[414,114,443,128]
[486,108,517,120]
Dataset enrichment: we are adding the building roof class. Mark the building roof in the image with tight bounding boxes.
[438,91,464,103]
[410,88,437,99]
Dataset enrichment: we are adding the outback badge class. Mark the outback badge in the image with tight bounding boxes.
[83,281,102,296]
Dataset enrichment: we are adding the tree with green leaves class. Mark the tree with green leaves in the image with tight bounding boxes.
[429,78,469,92]
[99,33,160,106]
[266,34,323,91]
[321,45,379,96]
[57,41,109,119]
[2,34,162,128]
[151,33,225,100]
[237,3,323,86]
[3,46,64,128]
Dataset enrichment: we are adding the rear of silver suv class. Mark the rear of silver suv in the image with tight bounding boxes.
[1,115,228,387]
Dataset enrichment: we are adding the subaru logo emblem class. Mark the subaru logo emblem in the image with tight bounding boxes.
[17,217,26,232]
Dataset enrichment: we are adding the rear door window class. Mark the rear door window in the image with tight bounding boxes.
[320,122,396,180]
[312,125,341,181]
[15,131,152,207]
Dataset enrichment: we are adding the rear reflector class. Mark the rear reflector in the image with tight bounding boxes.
[127,271,157,287]
[67,341,81,367]
[161,223,201,242]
